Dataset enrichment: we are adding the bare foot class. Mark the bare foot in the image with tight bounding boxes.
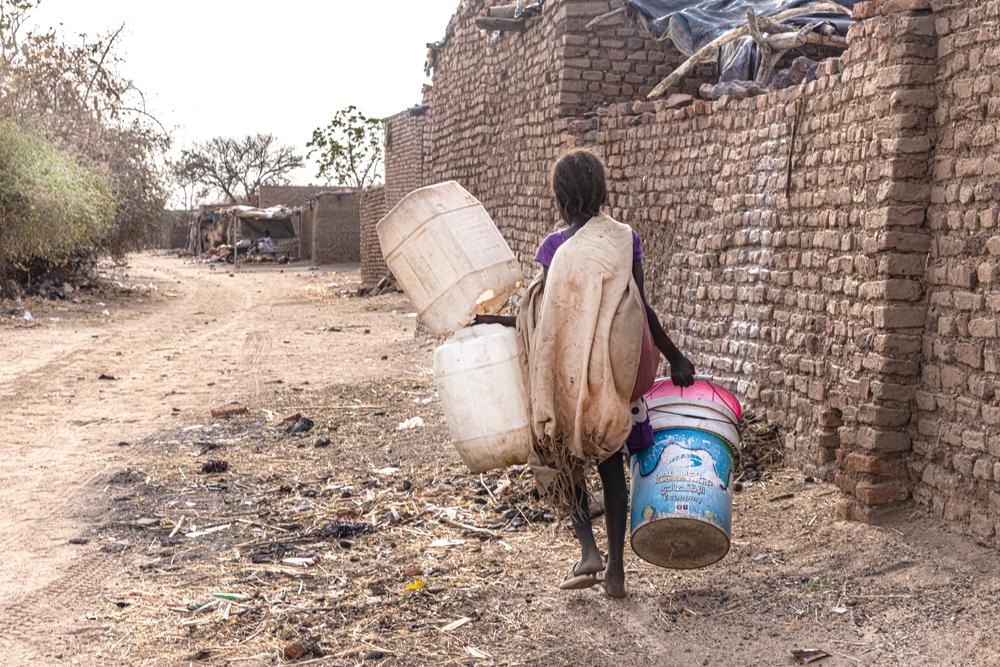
[600,565,626,599]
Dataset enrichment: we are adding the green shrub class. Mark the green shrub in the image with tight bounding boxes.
[0,119,115,268]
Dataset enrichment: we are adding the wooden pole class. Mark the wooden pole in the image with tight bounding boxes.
[474,16,528,32]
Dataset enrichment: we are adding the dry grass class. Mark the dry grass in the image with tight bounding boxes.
[92,376,1000,667]
[97,378,569,665]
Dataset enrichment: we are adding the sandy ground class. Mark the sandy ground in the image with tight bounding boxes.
[0,254,421,664]
[2,254,999,666]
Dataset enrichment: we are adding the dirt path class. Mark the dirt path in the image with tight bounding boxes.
[3,254,1000,667]
[0,254,419,664]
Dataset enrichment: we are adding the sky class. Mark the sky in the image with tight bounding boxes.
[29,0,459,192]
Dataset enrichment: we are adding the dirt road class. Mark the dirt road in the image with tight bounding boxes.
[3,254,1000,666]
[0,255,418,664]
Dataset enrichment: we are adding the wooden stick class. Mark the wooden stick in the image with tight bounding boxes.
[586,6,627,30]
[746,8,773,83]
[439,515,500,539]
[488,4,520,19]
[475,16,528,32]
[646,2,852,99]
[805,32,848,48]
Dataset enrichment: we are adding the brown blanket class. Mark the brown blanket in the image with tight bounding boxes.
[517,214,645,510]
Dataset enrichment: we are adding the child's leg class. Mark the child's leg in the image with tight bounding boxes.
[598,451,627,598]
[569,483,604,575]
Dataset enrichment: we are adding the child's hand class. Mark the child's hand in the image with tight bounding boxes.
[669,355,696,387]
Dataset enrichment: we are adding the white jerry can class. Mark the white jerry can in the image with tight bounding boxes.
[377,181,523,336]
[433,324,531,473]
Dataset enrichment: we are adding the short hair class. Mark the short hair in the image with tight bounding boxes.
[551,150,607,221]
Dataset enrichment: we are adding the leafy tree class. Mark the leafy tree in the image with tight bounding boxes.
[0,119,115,268]
[0,0,170,263]
[177,134,303,204]
[307,106,383,188]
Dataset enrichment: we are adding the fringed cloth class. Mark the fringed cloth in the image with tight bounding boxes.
[516,214,647,513]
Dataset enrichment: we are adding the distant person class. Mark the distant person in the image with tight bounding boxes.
[477,150,695,598]
[257,230,276,253]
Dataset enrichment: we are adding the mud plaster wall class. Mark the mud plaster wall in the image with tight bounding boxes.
[311,192,361,264]
[299,205,314,261]
[909,0,1000,540]
[256,185,330,208]
[360,186,388,286]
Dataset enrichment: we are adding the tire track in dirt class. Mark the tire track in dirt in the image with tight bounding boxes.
[0,257,259,664]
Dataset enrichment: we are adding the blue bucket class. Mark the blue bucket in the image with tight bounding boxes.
[629,391,740,569]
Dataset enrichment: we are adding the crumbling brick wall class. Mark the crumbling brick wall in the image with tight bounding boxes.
[360,186,388,286]
[311,191,361,264]
[557,1,715,117]
[556,6,937,524]
[908,0,1000,540]
[423,0,718,269]
[404,0,1000,536]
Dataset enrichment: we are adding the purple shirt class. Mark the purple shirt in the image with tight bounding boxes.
[534,228,644,268]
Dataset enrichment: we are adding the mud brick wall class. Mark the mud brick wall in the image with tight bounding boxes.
[408,0,1000,535]
[311,191,361,264]
[360,186,388,286]
[560,7,938,524]
[256,185,330,208]
[425,0,587,269]
[299,204,314,261]
[423,0,723,273]
[558,1,715,117]
[909,0,1000,540]
[384,108,428,209]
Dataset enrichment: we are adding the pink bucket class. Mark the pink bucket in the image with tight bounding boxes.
[645,378,742,423]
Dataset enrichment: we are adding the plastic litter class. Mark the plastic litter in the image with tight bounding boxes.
[397,416,425,430]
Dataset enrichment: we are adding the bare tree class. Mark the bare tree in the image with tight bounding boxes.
[178,134,304,204]
[168,159,209,212]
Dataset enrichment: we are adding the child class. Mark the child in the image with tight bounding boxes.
[479,150,695,598]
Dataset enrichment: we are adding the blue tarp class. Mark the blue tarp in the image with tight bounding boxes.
[626,0,857,81]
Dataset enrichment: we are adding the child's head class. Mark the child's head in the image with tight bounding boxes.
[552,150,607,224]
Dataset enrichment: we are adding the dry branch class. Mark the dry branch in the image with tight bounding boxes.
[586,6,628,29]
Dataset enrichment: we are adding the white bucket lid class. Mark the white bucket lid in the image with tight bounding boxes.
[646,401,741,451]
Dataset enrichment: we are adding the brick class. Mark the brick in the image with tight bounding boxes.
[855,481,909,506]
[872,305,927,328]
[858,427,911,452]
[846,452,903,477]
[953,342,983,368]
[969,317,998,338]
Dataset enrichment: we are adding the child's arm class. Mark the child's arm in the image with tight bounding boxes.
[633,261,696,387]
